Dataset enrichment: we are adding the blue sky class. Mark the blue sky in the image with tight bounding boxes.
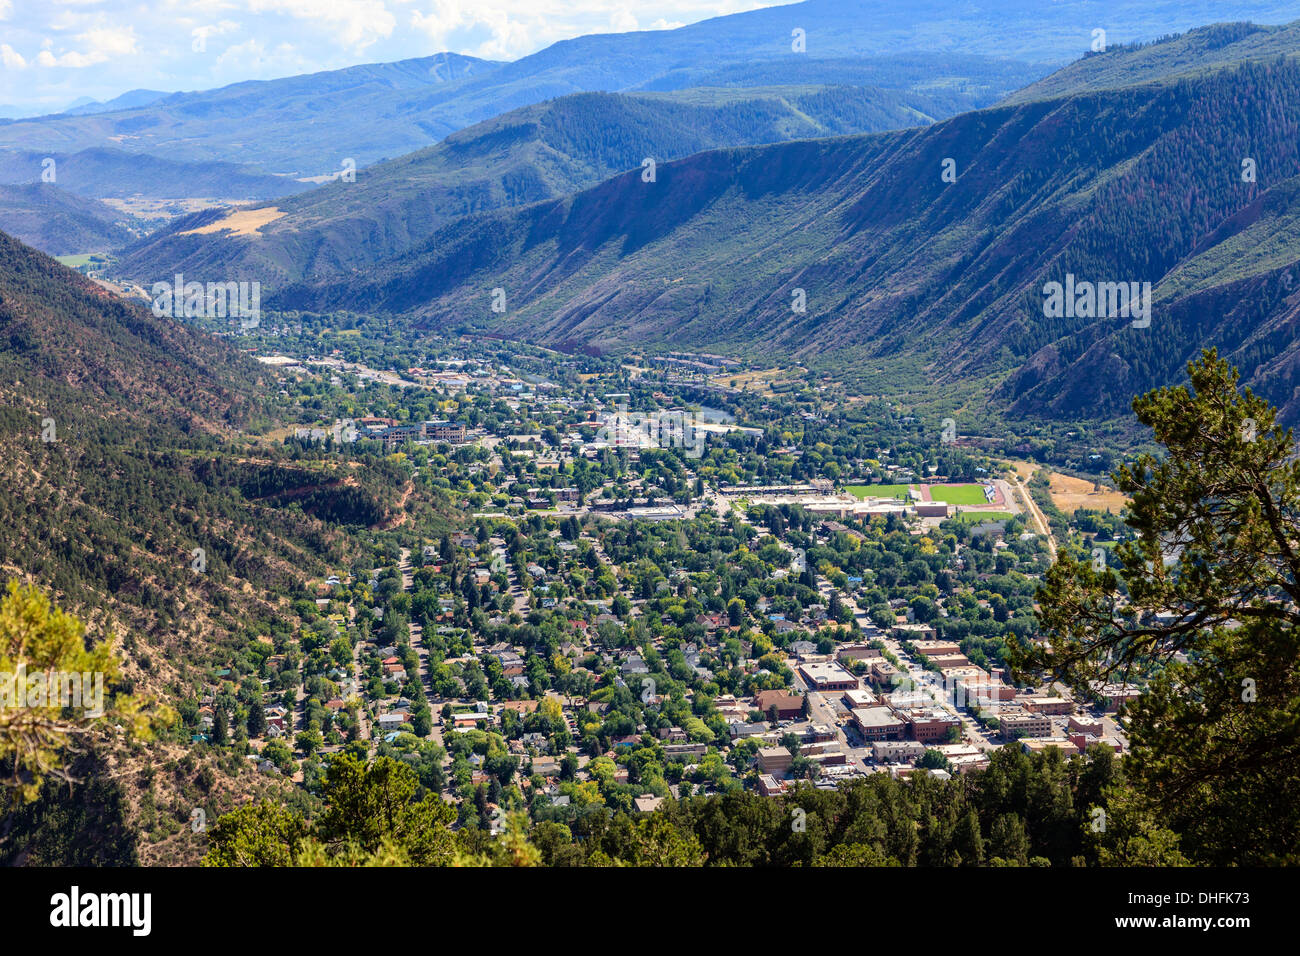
[0,0,786,116]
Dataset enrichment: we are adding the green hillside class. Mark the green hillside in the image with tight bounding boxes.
[1003,19,1300,102]
[0,183,138,255]
[0,229,408,861]
[115,85,956,285]
[0,147,312,201]
[267,53,1300,424]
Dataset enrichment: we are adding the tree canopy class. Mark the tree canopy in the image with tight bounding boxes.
[1024,350,1300,864]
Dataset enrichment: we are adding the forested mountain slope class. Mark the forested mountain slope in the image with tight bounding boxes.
[0,230,408,861]
[1004,19,1300,102]
[116,85,955,285]
[272,56,1300,422]
[0,147,312,201]
[0,183,137,255]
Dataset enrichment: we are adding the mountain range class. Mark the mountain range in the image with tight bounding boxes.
[113,84,965,284]
[0,183,138,255]
[11,0,1292,173]
[11,5,1300,433]
[253,24,1300,425]
[0,147,312,200]
[6,0,1300,866]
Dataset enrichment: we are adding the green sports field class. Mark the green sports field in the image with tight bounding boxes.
[948,511,1014,524]
[847,484,912,500]
[928,483,992,505]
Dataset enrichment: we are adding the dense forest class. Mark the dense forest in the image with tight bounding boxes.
[194,745,1184,867]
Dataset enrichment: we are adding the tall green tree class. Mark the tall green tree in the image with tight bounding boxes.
[202,801,308,867]
[0,583,161,808]
[204,755,462,866]
[316,754,457,864]
[1025,350,1300,864]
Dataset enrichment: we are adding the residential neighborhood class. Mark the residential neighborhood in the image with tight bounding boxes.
[195,340,1135,825]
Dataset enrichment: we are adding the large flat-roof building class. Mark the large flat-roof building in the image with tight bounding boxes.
[1095,683,1143,712]
[869,660,901,684]
[999,709,1053,740]
[1020,737,1080,756]
[837,643,886,662]
[757,746,793,775]
[851,705,906,741]
[911,639,961,657]
[906,708,962,743]
[893,623,938,641]
[842,688,877,710]
[929,653,971,669]
[873,740,926,764]
[956,675,1017,705]
[799,660,860,692]
[1022,696,1074,716]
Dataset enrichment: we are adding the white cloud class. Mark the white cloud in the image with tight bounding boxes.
[405,1,765,62]
[192,19,241,50]
[248,0,397,50]
[213,37,305,77]
[0,1,790,112]
[0,44,25,68]
[609,9,639,32]
[31,26,136,68]
[78,26,138,57]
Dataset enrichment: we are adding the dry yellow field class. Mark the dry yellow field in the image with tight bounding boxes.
[1047,472,1128,514]
[710,367,796,394]
[103,196,256,219]
[1003,459,1127,514]
[178,206,286,237]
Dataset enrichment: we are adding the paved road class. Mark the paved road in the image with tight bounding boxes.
[399,546,436,739]
[347,598,370,745]
[502,552,530,614]
[790,674,869,774]
[1009,473,1057,559]
[839,591,999,752]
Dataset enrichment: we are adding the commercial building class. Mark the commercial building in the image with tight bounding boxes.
[955,675,1016,706]
[911,639,962,657]
[1068,715,1105,737]
[869,660,902,684]
[427,420,467,443]
[929,653,971,669]
[663,743,708,761]
[377,419,466,448]
[757,746,793,775]
[872,740,926,764]
[851,705,906,741]
[1022,696,1074,716]
[1020,737,1080,756]
[1095,683,1143,712]
[999,710,1053,740]
[754,689,805,720]
[842,688,877,710]
[837,643,886,662]
[798,660,860,692]
[934,744,990,775]
[893,623,938,641]
[906,708,962,743]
